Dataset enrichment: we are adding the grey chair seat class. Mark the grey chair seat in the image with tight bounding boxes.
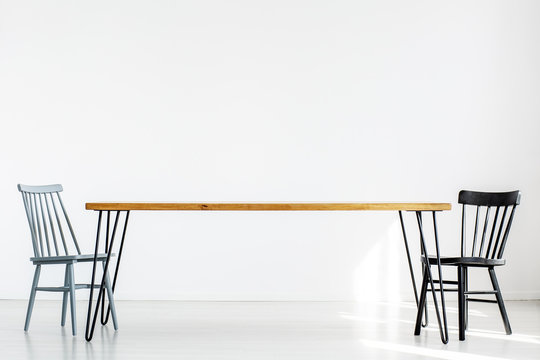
[424,255,505,267]
[30,253,116,264]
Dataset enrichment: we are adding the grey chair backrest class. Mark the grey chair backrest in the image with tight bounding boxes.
[18,184,81,258]
[458,190,520,260]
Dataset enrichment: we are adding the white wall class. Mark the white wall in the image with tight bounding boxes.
[1,0,539,301]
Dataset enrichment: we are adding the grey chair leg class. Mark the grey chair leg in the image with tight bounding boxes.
[24,265,41,332]
[61,265,69,326]
[489,267,512,335]
[102,262,119,331]
[67,263,77,336]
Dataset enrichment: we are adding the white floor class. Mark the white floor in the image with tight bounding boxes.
[1,300,539,359]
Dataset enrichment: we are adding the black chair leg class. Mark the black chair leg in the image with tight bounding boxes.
[457,265,466,341]
[488,267,512,335]
[464,266,468,330]
[414,270,429,336]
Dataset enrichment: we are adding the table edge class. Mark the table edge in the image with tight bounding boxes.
[85,202,452,211]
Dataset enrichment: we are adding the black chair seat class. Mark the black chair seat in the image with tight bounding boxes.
[424,255,505,267]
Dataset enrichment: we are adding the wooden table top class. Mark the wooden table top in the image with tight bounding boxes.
[85,202,451,211]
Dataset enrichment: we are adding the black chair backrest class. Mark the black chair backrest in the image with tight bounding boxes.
[459,190,520,259]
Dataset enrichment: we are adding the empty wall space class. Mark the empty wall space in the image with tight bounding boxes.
[0,0,539,301]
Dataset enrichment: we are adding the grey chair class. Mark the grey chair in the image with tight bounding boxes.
[18,184,118,336]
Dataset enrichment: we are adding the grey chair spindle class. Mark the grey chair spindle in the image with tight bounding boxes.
[18,184,118,336]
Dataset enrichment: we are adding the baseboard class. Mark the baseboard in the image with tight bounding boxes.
[501,291,540,301]
[1,292,539,301]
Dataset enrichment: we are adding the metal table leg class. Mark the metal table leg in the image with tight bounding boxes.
[417,211,449,343]
[400,210,448,344]
[399,211,428,327]
[85,210,130,342]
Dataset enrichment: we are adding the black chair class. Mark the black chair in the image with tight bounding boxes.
[415,190,520,341]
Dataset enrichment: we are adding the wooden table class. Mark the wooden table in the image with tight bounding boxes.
[84,202,451,343]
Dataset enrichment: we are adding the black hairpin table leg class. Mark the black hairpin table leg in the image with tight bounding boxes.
[85,210,130,342]
[412,211,449,344]
[399,211,429,328]
[101,211,130,325]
